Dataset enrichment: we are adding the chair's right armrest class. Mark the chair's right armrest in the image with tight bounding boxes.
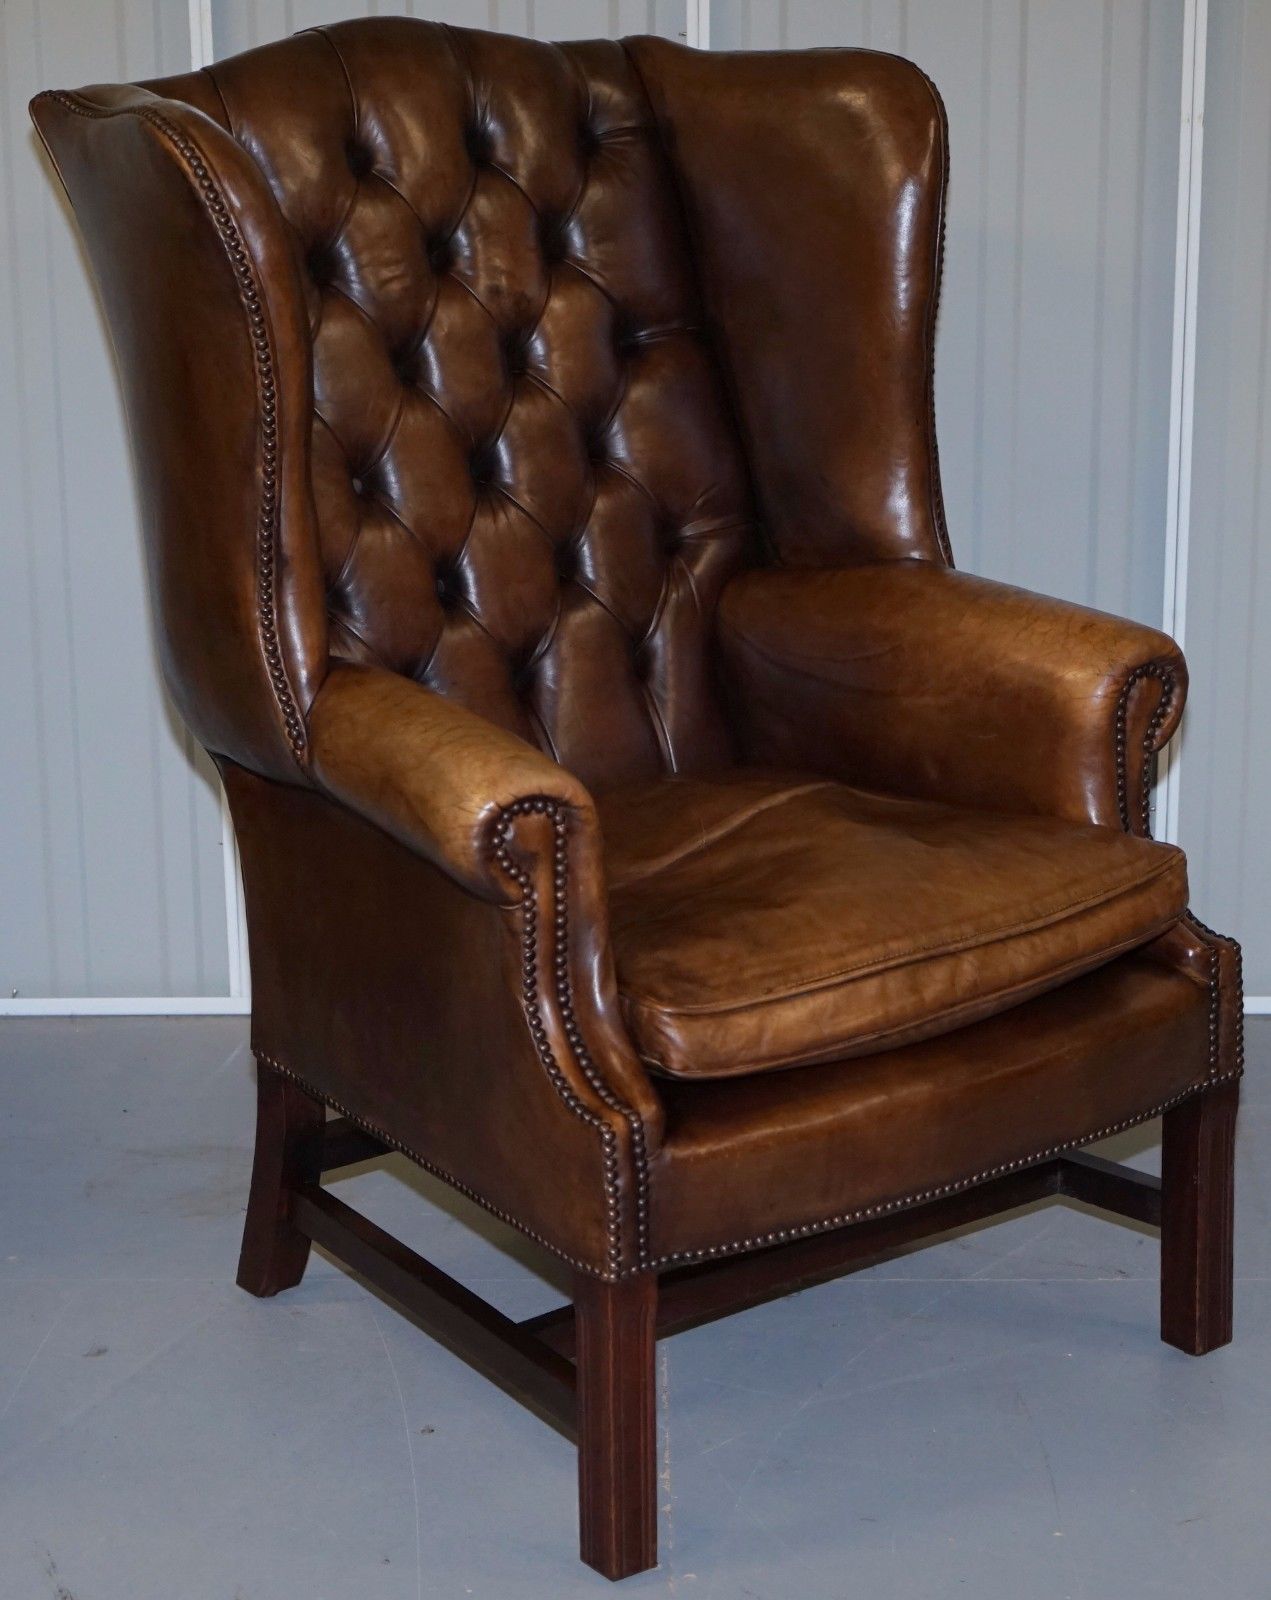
[309,660,595,904]
[309,661,665,1146]
[232,661,664,1278]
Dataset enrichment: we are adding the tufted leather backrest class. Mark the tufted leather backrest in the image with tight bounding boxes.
[33,23,949,791]
[148,20,759,791]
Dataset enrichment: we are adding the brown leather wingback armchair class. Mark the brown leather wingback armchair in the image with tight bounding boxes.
[33,20,1241,1581]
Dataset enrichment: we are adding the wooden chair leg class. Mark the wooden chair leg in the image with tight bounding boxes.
[236,1061,325,1298]
[575,1270,658,1580]
[1161,1079,1238,1355]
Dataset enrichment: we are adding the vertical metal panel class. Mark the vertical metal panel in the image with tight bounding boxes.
[1157,0,1207,850]
[522,2,684,39]
[0,0,229,1000]
[212,0,685,56]
[1176,0,1271,992]
[710,0,1183,626]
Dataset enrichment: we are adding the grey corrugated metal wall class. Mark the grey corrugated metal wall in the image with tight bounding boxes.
[212,0,686,57]
[3,1,1262,1002]
[1176,0,1271,995]
[0,0,229,1001]
[713,0,1183,626]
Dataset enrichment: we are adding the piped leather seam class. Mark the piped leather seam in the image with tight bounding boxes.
[649,1072,1241,1271]
[41,91,308,768]
[910,58,954,566]
[253,1050,608,1278]
[621,858,1185,1014]
[492,797,651,1276]
[628,909,1185,1075]
[1114,661,1179,834]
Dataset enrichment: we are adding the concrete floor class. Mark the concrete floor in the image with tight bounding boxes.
[0,1021,1268,1600]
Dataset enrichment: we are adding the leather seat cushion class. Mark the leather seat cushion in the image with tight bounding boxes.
[649,950,1213,1264]
[597,770,1188,1079]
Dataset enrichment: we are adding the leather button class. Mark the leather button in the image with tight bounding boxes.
[585,430,608,467]
[539,217,567,266]
[503,332,528,377]
[426,234,454,274]
[345,139,374,179]
[434,562,460,609]
[469,445,497,487]
[510,647,537,689]
[555,541,578,581]
[464,123,492,165]
[349,474,365,497]
[392,344,418,384]
[306,243,334,287]
[578,123,602,159]
[613,313,641,354]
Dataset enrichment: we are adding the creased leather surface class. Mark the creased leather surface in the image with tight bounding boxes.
[599,770,1188,1077]
[628,38,950,567]
[167,21,755,791]
[720,562,1187,833]
[309,658,593,901]
[649,952,1214,1264]
[30,20,1240,1279]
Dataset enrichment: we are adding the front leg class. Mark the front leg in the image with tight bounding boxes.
[1161,1079,1238,1355]
[236,1059,325,1298]
[575,1270,658,1580]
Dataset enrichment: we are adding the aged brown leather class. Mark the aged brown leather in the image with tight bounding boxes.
[309,658,595,900]
[719,563,1187,836]
[648,950,1215,1264]
[598,769,1188,1078]
[626,38,952,567]
[31,20,1241,1281]
[219,757,661,1277]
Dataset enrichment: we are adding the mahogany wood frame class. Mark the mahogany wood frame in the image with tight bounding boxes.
[236,1064,1237,1582]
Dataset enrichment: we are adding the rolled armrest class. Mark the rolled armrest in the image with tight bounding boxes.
[309,660,595,901]
[719,562,1187,833]
[306,660,665,1176]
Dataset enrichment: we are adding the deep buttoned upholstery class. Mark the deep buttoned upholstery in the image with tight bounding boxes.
[31,18,1240,1286]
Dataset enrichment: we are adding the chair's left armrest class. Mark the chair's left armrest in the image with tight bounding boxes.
[718,561,1187,834]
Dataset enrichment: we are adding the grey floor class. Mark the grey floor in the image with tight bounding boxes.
[0,1023,1268,1600]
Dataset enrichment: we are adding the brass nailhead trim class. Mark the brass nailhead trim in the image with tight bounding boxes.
[1186,910,1245,1082]
[48,101,1239,1283]
[648,1069,1242,1271]
[255,1050,609,1278]
[656,904,1241,1271]
[1114,660,1178,835]
[492,798,651,1276]
[46,93,307,768]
